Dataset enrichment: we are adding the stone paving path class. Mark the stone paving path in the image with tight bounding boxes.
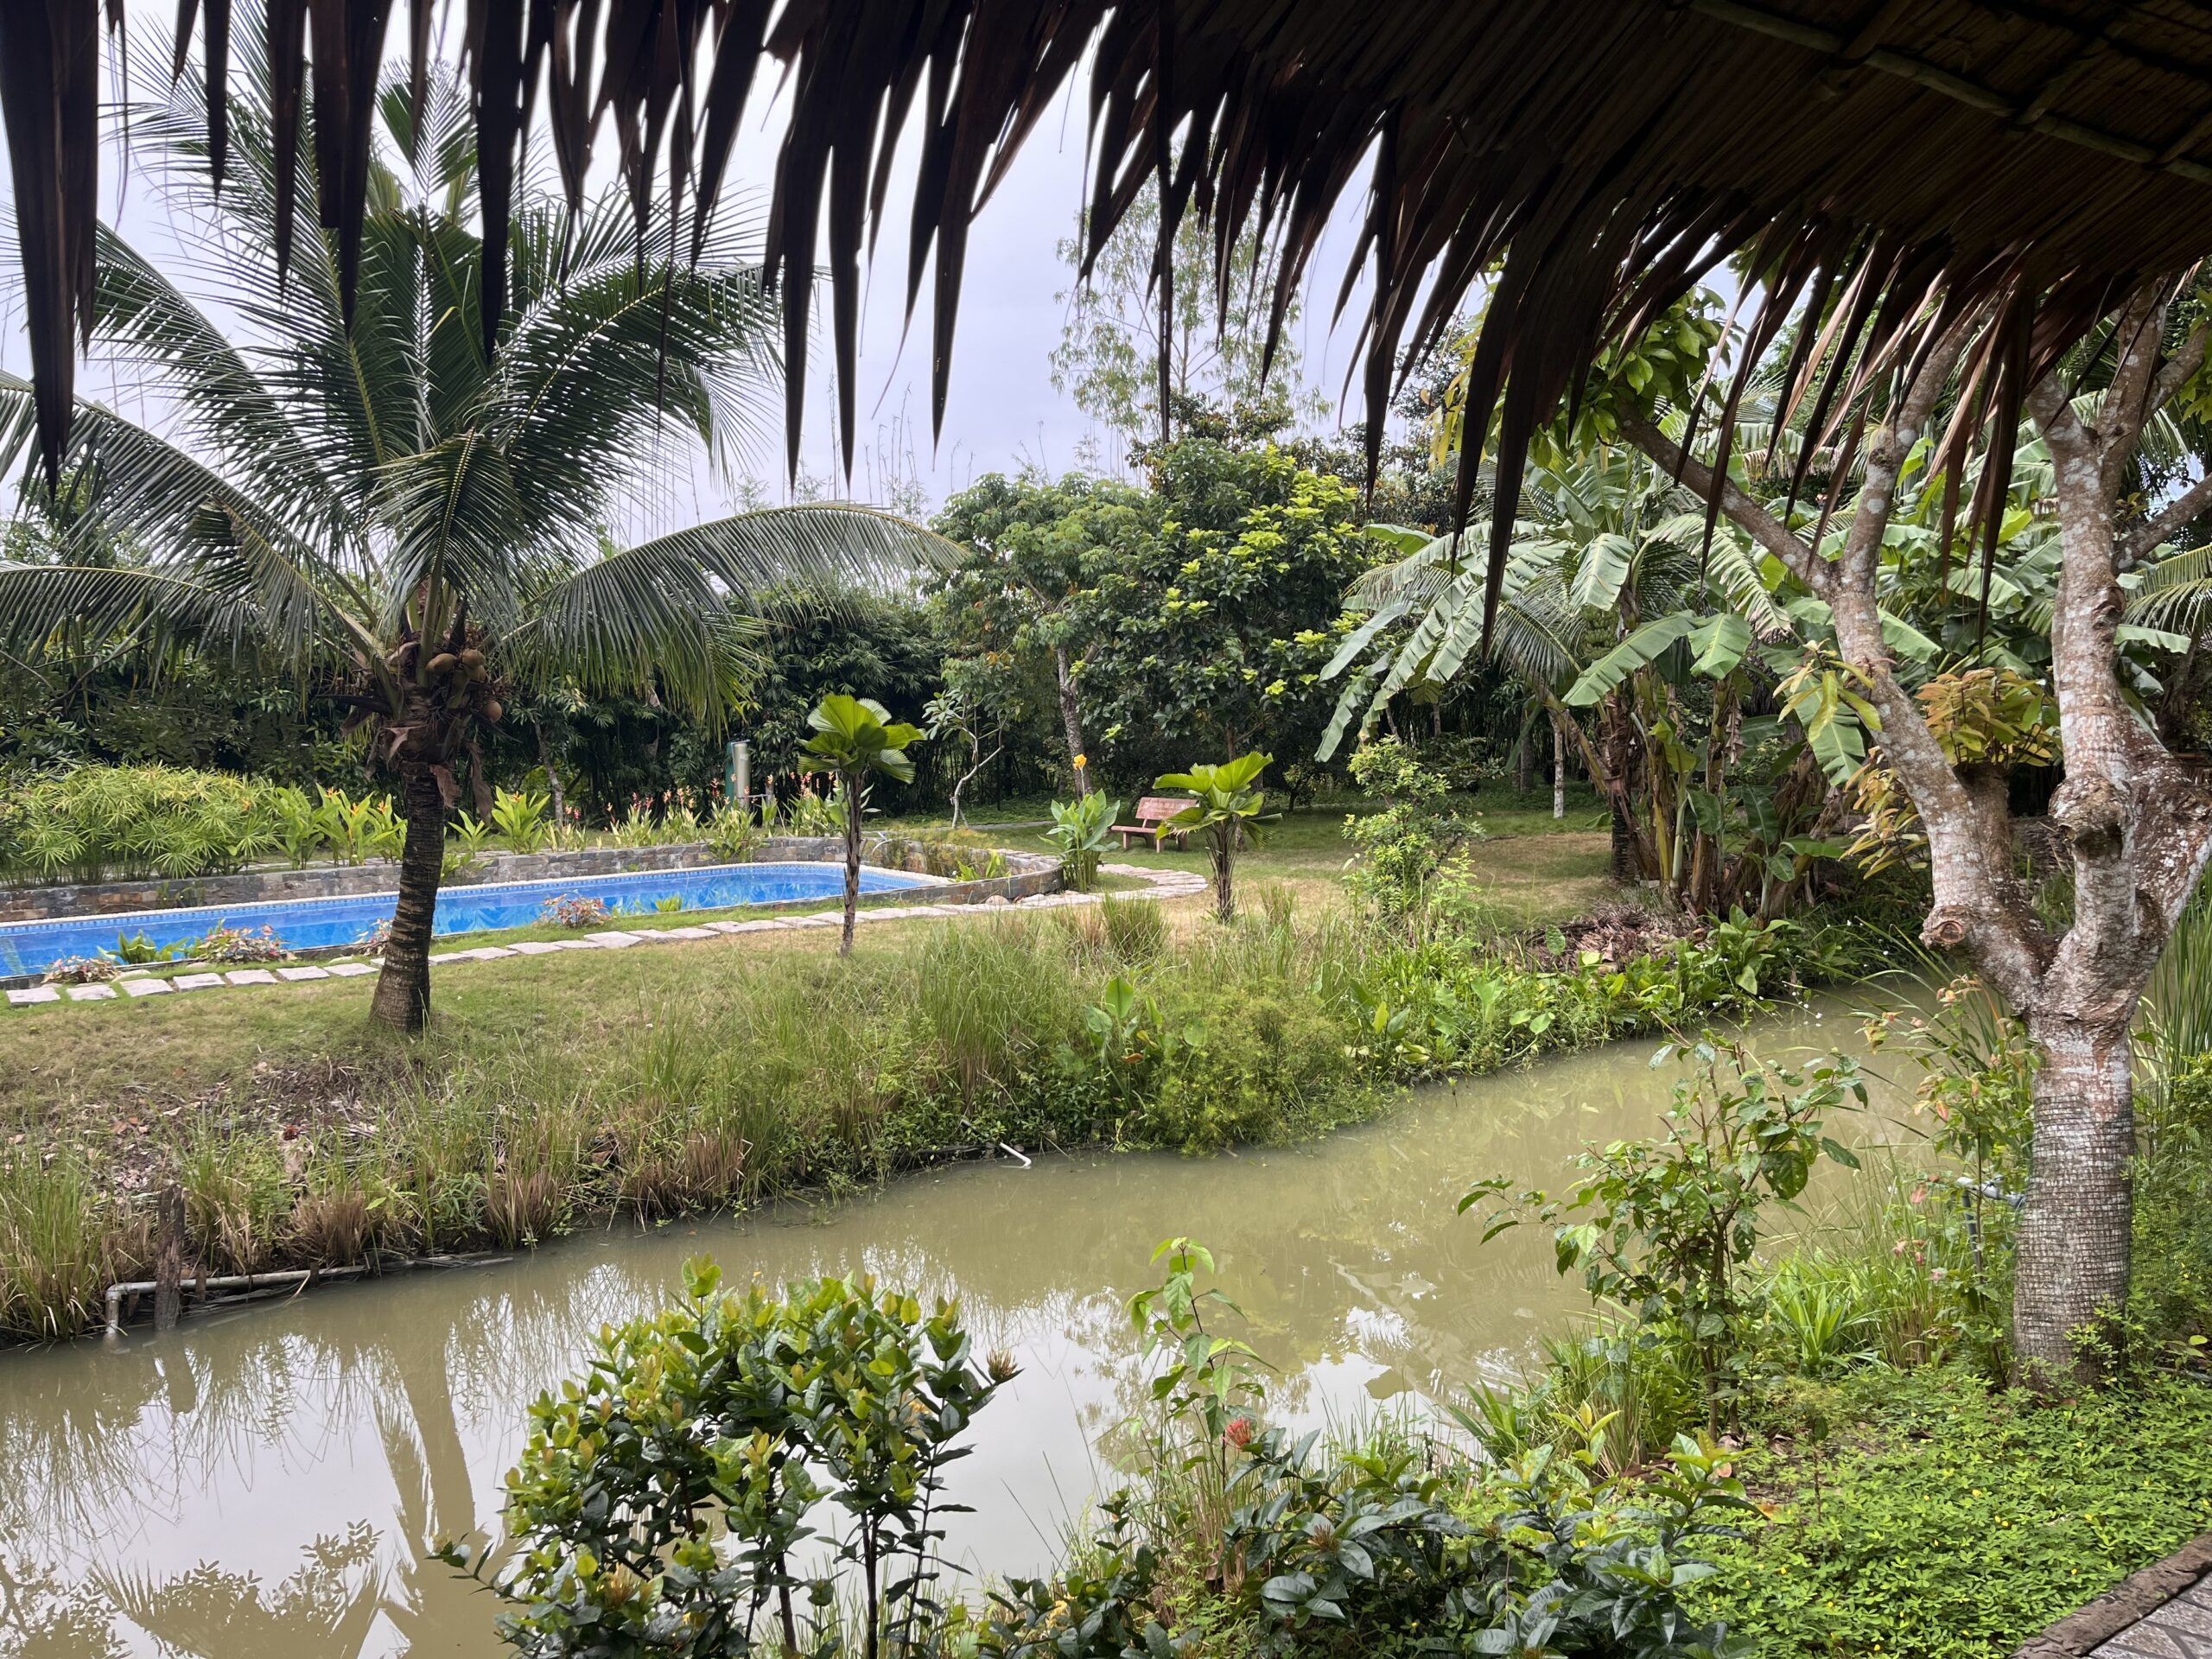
[2089,1577,2212,1659]
[3,862,1210,1011]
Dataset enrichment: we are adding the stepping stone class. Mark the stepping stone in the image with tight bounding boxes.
[225,969,278,986]
[553,938,598,950]
[584,931,643,947]
[6,986,60,1006]
[659,926,715,939]
[510,941,564,956]
[122,978,172,997]
[171,973,225,991]
[276,965,331,982]
[66,984,119,1001]
[327,962,378,977]
[428,951,465,963]
[711,918,786,933]
[460,946,516,960]
[784,914,839,928]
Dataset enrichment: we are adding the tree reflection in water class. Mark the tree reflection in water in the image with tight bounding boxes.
[0,1006,1895,1658]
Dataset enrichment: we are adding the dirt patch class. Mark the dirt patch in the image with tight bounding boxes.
[1518,899,1695,969]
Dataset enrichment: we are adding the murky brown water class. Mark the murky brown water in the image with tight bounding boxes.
[0,1001,1907,1657]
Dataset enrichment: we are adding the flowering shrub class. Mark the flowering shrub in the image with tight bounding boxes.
[357,918,394,951]
[42,955,123,985]
[190,922,288,963]
[541,893,613,929]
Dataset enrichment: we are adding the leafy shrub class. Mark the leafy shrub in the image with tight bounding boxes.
[1467,1038,1866,1429]
[188,922,288,963]
[1135,987,1371,1151]
[0,765,274,884]
[541,893,613,929]
[1342,738,1484,937]
[461,1258,1014,1658]
[41,955,122,985]
[1078,1239,1756,1659]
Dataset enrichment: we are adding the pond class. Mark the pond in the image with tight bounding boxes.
[0,861,933,976]
[0,1000,1912,1658]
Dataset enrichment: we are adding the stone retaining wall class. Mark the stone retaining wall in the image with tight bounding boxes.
[0,838,1059,923]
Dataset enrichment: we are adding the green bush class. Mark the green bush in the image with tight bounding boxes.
[1691,1370,2212,1659]
[0,765,275,883]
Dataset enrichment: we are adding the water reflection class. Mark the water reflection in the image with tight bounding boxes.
[0,1004,1897,1657]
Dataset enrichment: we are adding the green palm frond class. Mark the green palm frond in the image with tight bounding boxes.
[0,563,264,658]
[506,539,768,721]
[620,505,960,607]
[2130,542,2212,636]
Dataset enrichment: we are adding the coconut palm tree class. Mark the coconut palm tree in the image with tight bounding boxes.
[0,58,950,1031]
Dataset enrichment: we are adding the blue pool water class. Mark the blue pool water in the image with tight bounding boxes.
[0,861,931,977]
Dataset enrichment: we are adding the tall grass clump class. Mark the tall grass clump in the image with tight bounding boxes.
[0,1152,130,1339]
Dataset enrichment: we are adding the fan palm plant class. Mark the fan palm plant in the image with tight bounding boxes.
[0,60,950,1030]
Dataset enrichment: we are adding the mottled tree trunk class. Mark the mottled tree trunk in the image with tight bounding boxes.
[1552,715,1567,820]
[1055,646,1090,795]
[2013,1010,2137,1371]
[371,767,448,1032]
[1627,284,2212,1387]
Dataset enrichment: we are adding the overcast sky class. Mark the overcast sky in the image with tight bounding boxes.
[0,20,1382,522]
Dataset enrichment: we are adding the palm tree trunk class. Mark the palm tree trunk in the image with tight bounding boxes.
[841,775,861,956]
[1210,831,1234,923]
[371,768,447,1032]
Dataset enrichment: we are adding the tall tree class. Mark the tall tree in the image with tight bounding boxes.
[1628,283,2212,1385]
[1052,183,1327,460]
[0,62,945,1031]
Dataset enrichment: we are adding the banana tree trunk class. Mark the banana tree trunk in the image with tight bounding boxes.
[841,776,863,956]
[1552,715,1567,820]
[371,767,448,1032]
[1055,646,1090,796]
[1209,830,1235,923]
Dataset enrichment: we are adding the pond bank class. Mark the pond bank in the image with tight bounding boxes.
[0,1001,1900,1657]
[0,901,1874,1343]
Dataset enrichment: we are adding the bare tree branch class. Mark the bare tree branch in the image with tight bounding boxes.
[2093,283,2171,480]
[2149,304,2211,416]
[2125,467,2212,563]
[1618,417,1830,594]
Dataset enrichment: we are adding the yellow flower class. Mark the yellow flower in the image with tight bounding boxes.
[1073,754,1088,769]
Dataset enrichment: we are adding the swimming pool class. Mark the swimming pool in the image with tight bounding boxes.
[0,861,933,977]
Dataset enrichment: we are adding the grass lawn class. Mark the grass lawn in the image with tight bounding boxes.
[0,788,1613,1124]
[886,782,1617,927]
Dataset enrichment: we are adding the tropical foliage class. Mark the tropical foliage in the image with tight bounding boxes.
[0,63,945,1028]
[803,696,923,954]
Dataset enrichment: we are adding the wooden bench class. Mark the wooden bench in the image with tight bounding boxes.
[1114,796,1197,850]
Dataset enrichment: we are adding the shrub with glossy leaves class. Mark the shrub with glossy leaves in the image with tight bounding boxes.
[463,1259,1014,1659]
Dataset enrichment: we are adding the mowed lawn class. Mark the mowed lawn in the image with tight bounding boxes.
[0,789,1613,1128]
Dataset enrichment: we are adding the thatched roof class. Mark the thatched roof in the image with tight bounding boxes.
[10,0,2212,518]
